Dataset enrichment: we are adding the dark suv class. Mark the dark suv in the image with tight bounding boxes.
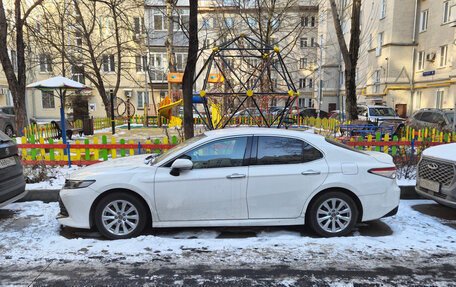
[407,108,455,133]
[0,130,27,208]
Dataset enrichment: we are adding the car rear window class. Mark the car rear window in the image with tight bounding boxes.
[445,112,454,124]
[325,138,366,154]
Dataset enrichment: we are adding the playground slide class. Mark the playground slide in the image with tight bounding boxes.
[158,99,183,128]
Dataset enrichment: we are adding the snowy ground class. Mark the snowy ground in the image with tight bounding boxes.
[1,200,455,270]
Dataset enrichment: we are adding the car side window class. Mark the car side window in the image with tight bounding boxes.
[430,113,445,124]
[181,137,248,169]
[420,112,434,123]
[413,112,423,121]
[255,136,322,165]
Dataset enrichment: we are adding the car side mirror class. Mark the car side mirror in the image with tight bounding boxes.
[170,158,193,176]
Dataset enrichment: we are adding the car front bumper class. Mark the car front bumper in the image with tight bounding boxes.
[57,187,99,229]
[416,186,456,208]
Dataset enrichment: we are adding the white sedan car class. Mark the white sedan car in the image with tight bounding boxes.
[57,128,400,239]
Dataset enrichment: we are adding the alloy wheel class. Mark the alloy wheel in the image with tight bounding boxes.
[101,200,139,236]
[316,198,352,233]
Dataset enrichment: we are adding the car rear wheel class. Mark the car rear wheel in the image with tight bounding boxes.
[5,125,13,138]
[94,192,147,239]
[308,191,358,237]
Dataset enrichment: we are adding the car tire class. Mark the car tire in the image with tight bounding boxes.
[307,191,358,237]
[5,125,14,138]
[94,192,148,239]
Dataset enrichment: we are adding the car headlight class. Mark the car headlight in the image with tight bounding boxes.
[63,180,96,189]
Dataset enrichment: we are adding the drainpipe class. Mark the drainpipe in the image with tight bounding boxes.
[409,0,419,117]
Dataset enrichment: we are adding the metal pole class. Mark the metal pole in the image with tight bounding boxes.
[127,98,131,130]
[60,88,67,145]
[110,89,115,134]
[317,36,323,118]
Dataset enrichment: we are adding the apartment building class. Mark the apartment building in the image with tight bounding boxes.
[0,0,148,121]
[320,0,456,117]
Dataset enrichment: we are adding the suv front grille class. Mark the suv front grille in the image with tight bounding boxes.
[419,158,455,187]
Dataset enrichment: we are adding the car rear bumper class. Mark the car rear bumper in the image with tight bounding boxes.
[359,180,400,221]
[0,173,27,208]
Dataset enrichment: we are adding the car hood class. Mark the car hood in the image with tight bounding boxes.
[364,151,394,164]
[69,154,152,180]
[422,143,456,161]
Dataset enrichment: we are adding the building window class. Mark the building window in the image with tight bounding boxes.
[298,98,305,108]
[135,55,147,73]
[443,1,451,24]
[419,10,428,32]
[153,11,164,31]
[301,16,308,27]
[311,38,315,47]
[41,91,55,109]
[102,54,115,72]
[299,58,307,69]
[133,17,144,39]
[300,38,308,48]
[202,18,210,29]
[435,89,444,108]
[311,16,315,27]
[176,53,187,71]
[368,34,372,50]
[299,78,306,89]
[149,53,166,81]
[376,32,383,56]
[38,54,52,73]
[308,78,313,88]
[320,12,324,25]
[71,65,85,84]
[439,45,448,67]
[373,70,380,93]
[380,0,387,19]
[417,51,425,71]
[413,91,421,110]
[225,17,234,28]
[137,91,148,109]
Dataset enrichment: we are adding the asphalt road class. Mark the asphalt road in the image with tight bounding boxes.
[2,259,456,286]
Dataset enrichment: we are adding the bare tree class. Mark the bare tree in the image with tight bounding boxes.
[30,0,144,117]
[182,0,197,139]
[0,0,44,133]
[329,0,360,120]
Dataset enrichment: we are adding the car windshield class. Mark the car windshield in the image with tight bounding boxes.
[369,107,397,117]
[153,133,207,165]
[445,112,454,124]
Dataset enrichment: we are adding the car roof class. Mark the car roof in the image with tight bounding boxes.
[203,127,323,140]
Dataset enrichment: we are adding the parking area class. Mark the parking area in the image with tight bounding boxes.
[1,199,456,286]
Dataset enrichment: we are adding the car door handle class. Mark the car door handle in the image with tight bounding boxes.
[226,173,246,179]
[301,170,321,175]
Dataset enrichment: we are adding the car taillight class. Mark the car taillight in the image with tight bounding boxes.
[405,119,409,124]
[368,167,396,179]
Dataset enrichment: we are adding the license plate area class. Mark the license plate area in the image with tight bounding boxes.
[419,178,440,193]
[0,156,16,169]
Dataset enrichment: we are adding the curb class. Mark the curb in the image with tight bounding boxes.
[20,189,60,203]
[19,186,422,203]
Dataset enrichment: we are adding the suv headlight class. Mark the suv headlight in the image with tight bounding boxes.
[64,180,96,189]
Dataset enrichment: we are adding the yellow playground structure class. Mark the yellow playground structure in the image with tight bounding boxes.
[154,72,223,128]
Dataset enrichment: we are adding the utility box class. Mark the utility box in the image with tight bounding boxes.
[83,116,94,135]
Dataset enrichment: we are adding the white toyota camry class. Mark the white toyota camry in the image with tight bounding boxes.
[57,128,400,239]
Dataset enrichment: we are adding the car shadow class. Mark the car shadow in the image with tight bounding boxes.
[412,203,456,229]
[59,221,392,240]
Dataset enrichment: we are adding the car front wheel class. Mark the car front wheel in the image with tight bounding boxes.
[308,191,358,237]
[94,192,148,239]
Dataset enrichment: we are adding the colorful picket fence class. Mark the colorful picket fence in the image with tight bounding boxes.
[17,135,178,166]
[341,131,456,156]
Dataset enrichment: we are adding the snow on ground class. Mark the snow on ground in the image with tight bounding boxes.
[24,165,83,190]
[0,200,455,269]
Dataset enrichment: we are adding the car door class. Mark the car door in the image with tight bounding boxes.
[154,136,250,221]
[247,136,328,219]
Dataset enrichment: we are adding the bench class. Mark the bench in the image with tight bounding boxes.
[51,120,83,140]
